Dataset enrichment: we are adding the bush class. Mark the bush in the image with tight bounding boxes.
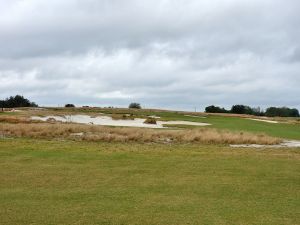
[65,104,75,108]
[129,103,141,109]
[144,117,157,124]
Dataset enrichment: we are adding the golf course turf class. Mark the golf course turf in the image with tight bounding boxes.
[0,138,299,225]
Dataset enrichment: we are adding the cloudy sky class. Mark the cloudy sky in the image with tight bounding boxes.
[0,0,299,111]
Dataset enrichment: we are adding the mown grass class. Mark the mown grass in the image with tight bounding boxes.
[0,138,299,225]
[197,115,300,140]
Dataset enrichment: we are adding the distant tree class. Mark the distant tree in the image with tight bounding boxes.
[65,104,75,108]
[0,100,4,111]
[0,95,38,108]
[250,106,265,116]
[129,102,141,109]
[206,104,299,117]
[265,107,299,117]
[230,105,253,115]
[290,108,300,117]
[205,105,228,113]
[265,107,276,117]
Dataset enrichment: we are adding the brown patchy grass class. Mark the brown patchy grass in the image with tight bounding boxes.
[0,116,34,123]
[0,122,280,145]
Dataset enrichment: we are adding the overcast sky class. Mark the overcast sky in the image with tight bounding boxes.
[0,0,299,111]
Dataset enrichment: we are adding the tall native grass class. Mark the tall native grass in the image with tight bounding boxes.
[0,121,281,145]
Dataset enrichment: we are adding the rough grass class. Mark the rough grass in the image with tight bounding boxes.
[0,122,280,145]
[0,116,33,123]
[0,138,299,225]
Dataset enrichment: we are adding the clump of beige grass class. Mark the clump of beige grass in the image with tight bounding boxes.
[0,122,281,145]
[144,117,157,124]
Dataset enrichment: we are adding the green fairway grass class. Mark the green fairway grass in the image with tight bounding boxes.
[0,138,299,225]
[196,116,300,140]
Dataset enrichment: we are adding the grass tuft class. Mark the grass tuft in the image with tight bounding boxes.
[144,117,157,124]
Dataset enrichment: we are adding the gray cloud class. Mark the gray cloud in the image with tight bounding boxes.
[0,0,299,110]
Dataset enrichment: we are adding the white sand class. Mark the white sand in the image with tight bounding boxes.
[247,118,279,124]
[31,115,211,128]
[230,140,300,148]
[159,121,210,126]
[148,115,161,119]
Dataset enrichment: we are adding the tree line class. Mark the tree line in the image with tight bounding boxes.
[205,105,299,117]
[1,95,298,118]
[0,95,38,109]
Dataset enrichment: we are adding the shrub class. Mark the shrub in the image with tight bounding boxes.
[144,117,157,124]
[129,103,141,109]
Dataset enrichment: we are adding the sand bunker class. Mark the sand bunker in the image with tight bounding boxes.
[248,118,279,124]
[231,140,300,148]
[148,115,161,119]
[31,115,211,128]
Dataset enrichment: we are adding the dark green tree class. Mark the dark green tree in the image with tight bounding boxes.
[230,105,253,115]
[205,105,228,113]
[265,107,299,117]
[0,95,38,108]
[129,102,141,109]
[65,104,75,108]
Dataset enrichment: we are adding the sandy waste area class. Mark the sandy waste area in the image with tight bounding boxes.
[31,115,211,128]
